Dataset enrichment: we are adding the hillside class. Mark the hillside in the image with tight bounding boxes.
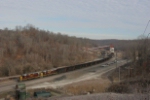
[92,39,138,51]
[0,25,96,77]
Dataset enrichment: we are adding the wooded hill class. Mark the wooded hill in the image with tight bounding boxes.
[92,39,138,51]
[0,25,96,77]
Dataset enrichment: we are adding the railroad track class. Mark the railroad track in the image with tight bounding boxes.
[0,55,115,93]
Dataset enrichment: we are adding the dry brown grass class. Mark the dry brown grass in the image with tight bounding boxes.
[107,83,130,93]
[0,90,15,100]
[62,79,111,95]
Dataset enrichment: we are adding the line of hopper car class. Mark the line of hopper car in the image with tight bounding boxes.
[19,53,114,81]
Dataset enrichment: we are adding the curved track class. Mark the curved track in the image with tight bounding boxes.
[28,58,127,89]
[0,57,127,93]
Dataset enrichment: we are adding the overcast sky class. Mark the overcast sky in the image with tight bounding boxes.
[0,0,150,40]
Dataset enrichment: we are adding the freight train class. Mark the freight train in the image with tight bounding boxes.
[19,53,114,81]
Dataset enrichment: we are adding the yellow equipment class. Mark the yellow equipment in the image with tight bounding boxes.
[40,73,43,77]
[19,76,23,81]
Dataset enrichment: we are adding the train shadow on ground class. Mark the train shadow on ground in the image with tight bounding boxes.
[52,75,66,82]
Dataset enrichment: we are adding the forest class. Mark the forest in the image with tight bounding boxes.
[0,25,96,76]
[1,25,149,78]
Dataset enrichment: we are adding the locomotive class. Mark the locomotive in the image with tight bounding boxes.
[19,53,114,81]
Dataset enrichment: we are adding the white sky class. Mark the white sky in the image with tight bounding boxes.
[0,0,150,39]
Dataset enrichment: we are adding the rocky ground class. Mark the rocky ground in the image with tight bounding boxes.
[27,93,150,100]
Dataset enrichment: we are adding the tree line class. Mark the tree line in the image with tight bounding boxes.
[0,25,95,76]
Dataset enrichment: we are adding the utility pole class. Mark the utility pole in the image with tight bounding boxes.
[116,49,117,69]
[116,49,120,83]
[119,62,120,83]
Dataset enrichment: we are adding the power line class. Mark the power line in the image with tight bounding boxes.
[143,20,150,36]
